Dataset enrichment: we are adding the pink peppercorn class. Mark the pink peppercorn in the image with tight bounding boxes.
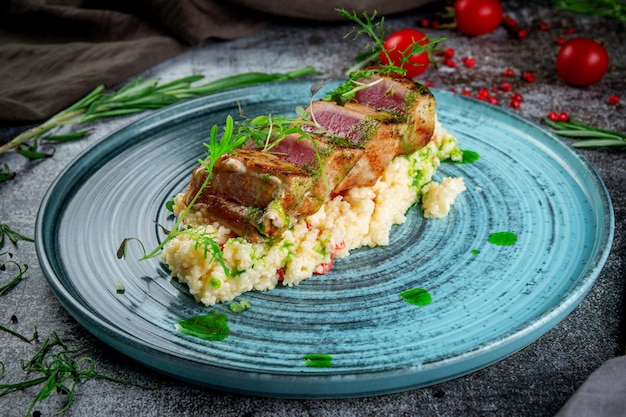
[462,57,476,68]
[503,68,515,77]
[522,71,536,83]
[608,95,620,105]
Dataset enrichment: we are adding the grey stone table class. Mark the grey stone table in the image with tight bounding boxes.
[1,1,624,416]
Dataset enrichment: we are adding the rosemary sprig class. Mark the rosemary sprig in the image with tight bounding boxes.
[543,117,626,148]
[0,66,320,158]
[535,0,626,22]
[0,330,153,417]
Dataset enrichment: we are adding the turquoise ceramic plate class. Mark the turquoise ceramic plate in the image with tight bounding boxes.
[36,80,614,398]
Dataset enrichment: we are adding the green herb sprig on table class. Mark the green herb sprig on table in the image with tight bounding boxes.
[536,0,626,22]
[543,117,626,148]
[0,330,154,417]
[0,66,320,160]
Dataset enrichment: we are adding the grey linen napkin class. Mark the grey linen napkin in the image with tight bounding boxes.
[555,356,626,417]
[0,0,268,122]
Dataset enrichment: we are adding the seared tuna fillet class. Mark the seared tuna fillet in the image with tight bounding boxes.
[354,71,436,154]
[184,148,313,213]
[181,70,438,242]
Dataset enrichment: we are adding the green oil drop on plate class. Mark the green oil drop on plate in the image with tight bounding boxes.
[400,287,433,306]
[303,353,333,368]
[488,231,518,246]
[175,311,229,341]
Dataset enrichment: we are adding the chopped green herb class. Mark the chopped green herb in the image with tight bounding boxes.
[452,149,480,164]
[229,299,251,313]
[0,163,15,182]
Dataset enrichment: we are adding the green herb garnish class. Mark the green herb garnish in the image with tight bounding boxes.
[0,163,15,182]
[0,224,34,246]
[0,331,152,417]
[0,224,34,295]
[535,0,626,22]
[229,299,252,313]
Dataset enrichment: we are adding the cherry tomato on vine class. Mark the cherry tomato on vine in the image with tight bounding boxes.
[556,37,609,86]
[380,28,430,77]
[454,0,503,36]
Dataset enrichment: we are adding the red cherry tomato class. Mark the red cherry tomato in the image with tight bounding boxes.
[556,37,609,86]
[454,0,503,36]
[380,28,430,77]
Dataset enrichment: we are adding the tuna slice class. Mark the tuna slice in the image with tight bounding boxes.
[186,148,313,211]
[252,132,365,216]
[353,71,436,154]
[305,100,405,193]
[183,136,364,240]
